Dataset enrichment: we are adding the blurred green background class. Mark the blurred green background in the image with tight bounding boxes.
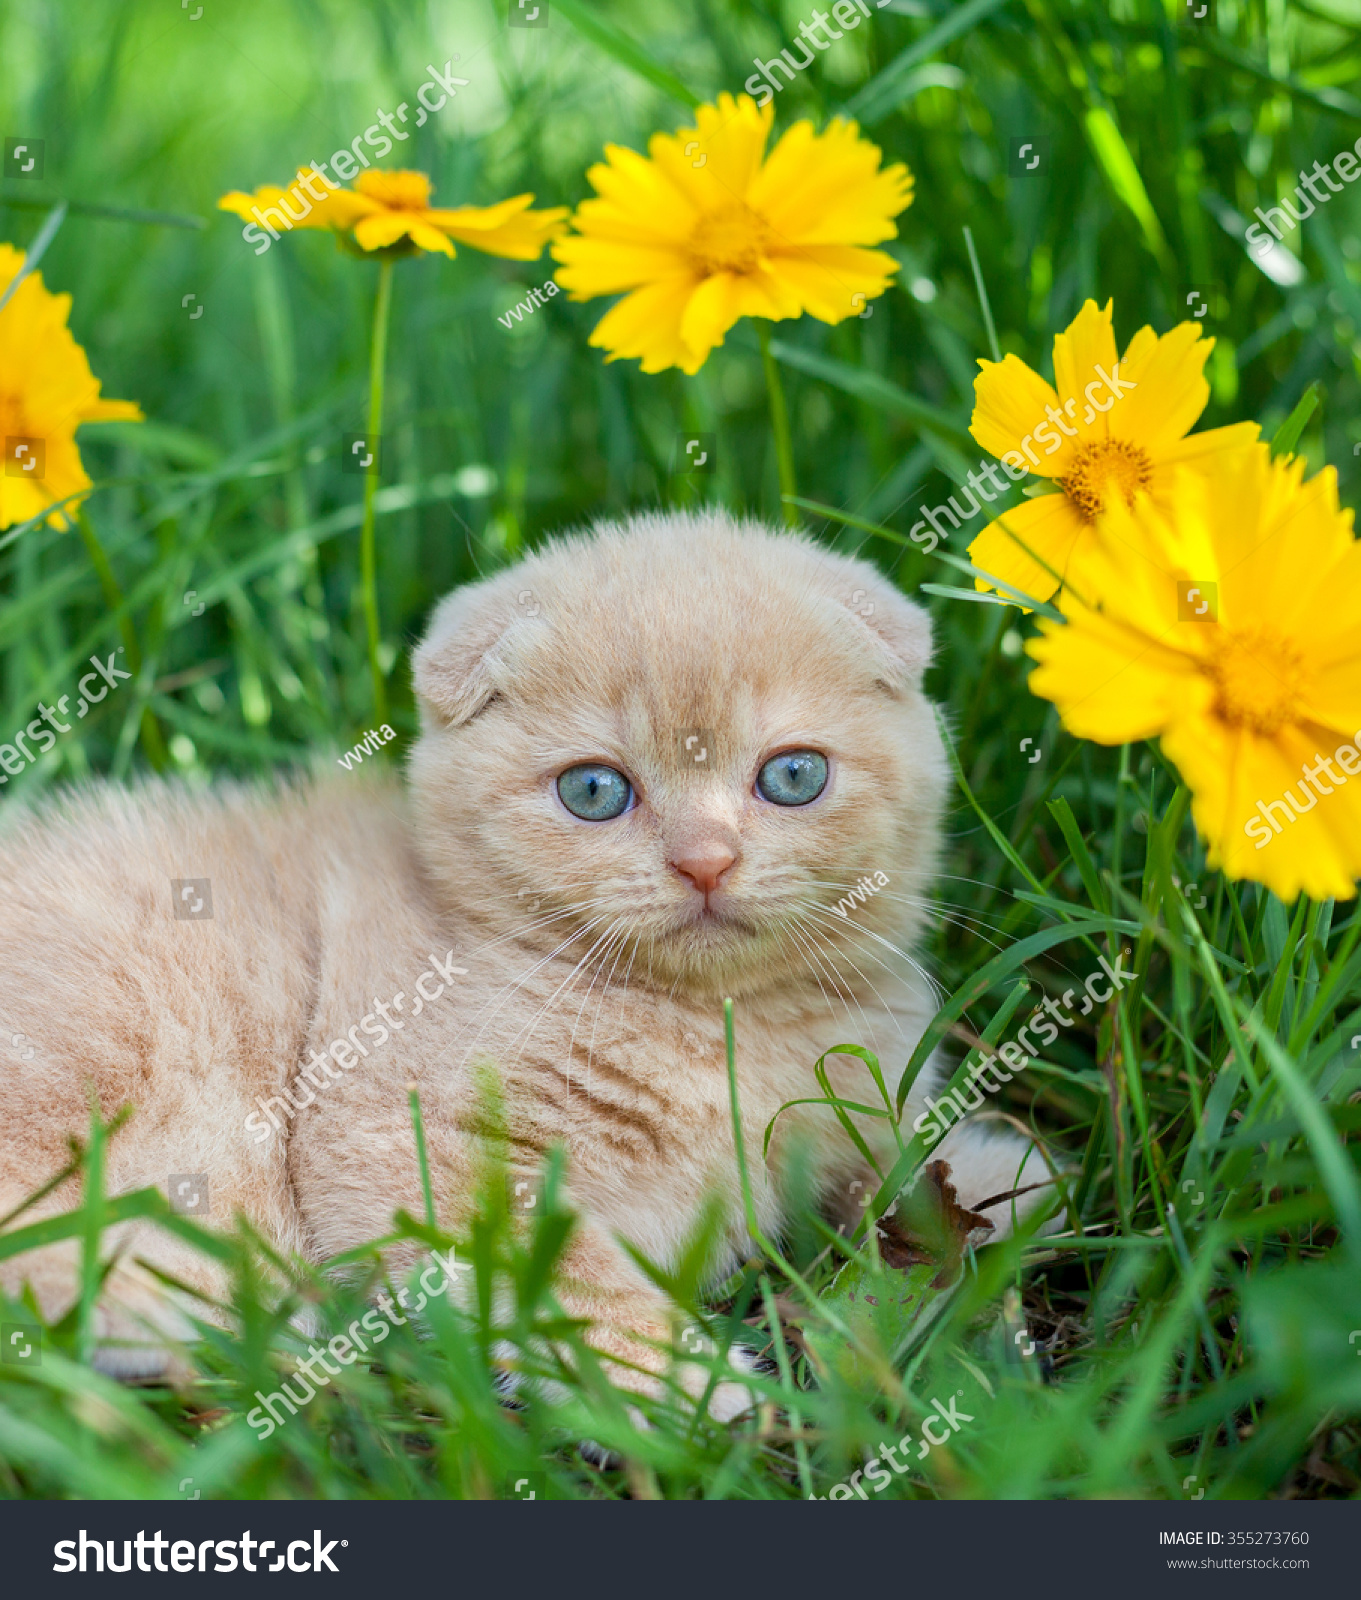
[3,0,1361,1501]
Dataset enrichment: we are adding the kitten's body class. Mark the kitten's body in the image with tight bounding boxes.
[0,513,1043,1406]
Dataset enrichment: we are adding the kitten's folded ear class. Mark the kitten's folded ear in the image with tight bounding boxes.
[412,578,522,728]
[829,563,935,695]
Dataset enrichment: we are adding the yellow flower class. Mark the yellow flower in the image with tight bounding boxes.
[551,92,912,374]
[0,243,142,531]
[968,299,1258,604]
[1027,446,1361,903]
[218,169,567,259]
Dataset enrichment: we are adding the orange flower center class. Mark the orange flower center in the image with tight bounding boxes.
[688,202,773,276]
[1205,626,1307,735]
[354,170,433,211]
[1061,438,1153,523]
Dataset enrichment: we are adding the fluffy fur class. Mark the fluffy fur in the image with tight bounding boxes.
[0,511,1045,1410]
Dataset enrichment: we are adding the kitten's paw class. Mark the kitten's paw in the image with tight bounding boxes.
[674,1342,759,1422]
[703,1376,759,1423]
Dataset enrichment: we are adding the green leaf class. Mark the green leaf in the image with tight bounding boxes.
[1047,796,1108,914]
[1268,381,1320,458]
[1083,106,1171,269]
[843,0,1011,124]
[552,0,701,107]
[0,192,206,229]
[766,338,973,446]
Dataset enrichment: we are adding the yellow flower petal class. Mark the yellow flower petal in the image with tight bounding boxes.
[968,491,1087,604]
[556,93,911,372]
[969,355,1062,474]
[80,397,144,422]
[1110,318,1213,450]
[678,272,745,366]
[0,243,141,530]
[219,171,562,260]
[352,212,421,252]
[1028,441,1361,900]
[587,276,705,374]
[760,245,897,322]
[1028,609,1209,743]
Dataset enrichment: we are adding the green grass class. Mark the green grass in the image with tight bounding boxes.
[3,0,1361,1500]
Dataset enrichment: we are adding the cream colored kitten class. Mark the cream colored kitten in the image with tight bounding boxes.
[0,510,1046,1412]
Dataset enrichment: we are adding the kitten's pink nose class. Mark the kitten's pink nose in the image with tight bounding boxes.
[670,844,737,897]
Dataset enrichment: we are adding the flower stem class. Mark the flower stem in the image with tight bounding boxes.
[360,257,395,725]
[757,322,798,526]
[75,506,169,772]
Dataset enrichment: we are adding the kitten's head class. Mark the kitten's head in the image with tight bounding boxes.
[409,511,946,1000]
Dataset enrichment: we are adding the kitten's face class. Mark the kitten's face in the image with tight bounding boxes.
[410,514,947,1000]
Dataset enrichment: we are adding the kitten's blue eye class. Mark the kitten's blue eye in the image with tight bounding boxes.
[757,750,828,806]
[557,763,633,821]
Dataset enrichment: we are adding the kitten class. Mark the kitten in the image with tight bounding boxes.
[0,510,1047,1413]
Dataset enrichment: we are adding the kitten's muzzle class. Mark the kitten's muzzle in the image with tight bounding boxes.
[669,843,738,906]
